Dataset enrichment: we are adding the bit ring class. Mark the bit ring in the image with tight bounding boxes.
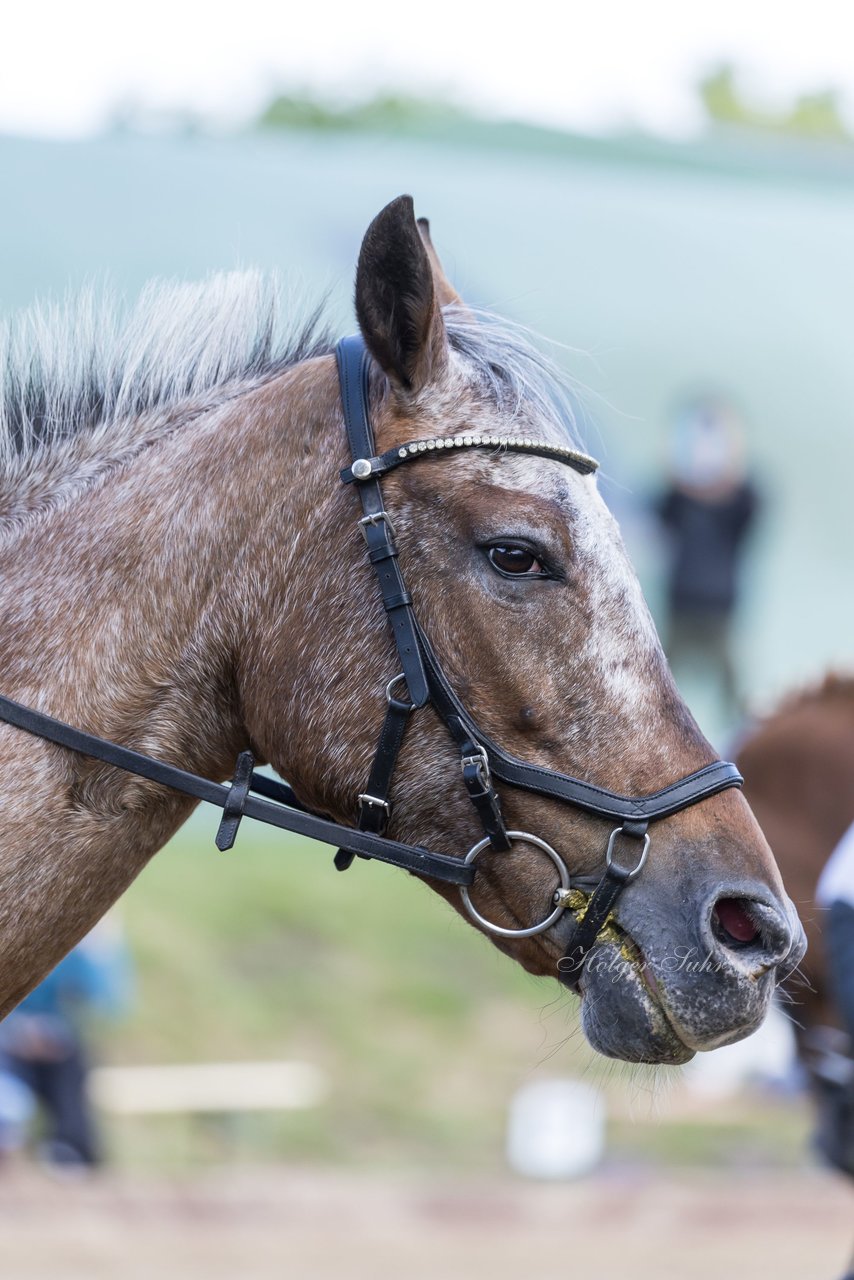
[460,830,571,938]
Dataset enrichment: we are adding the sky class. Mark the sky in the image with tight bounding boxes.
[2,1,854,138]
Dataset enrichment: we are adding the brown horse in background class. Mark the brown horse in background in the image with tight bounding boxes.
[738,675,854,1039]
[738,673,854,1236]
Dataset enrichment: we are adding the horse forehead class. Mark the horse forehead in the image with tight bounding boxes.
[482,459,658,638]
[396,373,644,615]
[448,453,616,545]
[421,452,650,627]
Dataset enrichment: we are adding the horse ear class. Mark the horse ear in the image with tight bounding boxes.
[355,195,448,394]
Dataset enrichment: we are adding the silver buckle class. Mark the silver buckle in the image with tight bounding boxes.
[358,511,396,543]
[461,743,491,789]
[358,793,391,816]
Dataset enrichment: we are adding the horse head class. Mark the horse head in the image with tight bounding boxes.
[240,195,806,1064]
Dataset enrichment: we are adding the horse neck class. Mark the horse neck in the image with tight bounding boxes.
[0,358,339,787]
[0,359,348,1015]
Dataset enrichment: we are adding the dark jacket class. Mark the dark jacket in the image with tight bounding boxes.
[657,480,758,613]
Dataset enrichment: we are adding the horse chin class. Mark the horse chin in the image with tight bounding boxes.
[567,941,697,1065]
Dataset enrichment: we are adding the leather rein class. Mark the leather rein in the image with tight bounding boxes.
[0,334,743,981]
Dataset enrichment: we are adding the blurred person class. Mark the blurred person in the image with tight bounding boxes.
[654,396,759,719]
[0,917,131,1170]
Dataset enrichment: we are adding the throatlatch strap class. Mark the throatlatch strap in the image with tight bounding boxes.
[334,692,412,872]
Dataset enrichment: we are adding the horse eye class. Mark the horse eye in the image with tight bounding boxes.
[487,545,546,577]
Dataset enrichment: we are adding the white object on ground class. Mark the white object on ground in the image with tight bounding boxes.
[89,1060,327,1114]
[506,1078,605,1179]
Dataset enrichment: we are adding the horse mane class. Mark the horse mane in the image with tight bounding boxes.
[0,271,333,471]
[0,275,584,525]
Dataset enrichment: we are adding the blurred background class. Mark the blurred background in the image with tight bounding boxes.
[1,3,853,1277]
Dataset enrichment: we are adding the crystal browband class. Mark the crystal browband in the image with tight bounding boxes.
[341,434,599,484]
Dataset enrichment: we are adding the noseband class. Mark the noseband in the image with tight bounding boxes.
[0,334,743,985]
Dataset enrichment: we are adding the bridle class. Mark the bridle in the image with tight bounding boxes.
[334,336,742,978]
[0,334,743,983]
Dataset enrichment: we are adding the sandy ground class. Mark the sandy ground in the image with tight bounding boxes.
[0,1166,850,1280]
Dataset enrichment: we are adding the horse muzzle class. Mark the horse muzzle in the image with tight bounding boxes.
[563,876,806,1064]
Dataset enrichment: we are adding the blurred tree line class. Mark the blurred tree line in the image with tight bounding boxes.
[254,73,854,146]
[105,71,854,148]
[699,64,852,143]
[256,91,463,133]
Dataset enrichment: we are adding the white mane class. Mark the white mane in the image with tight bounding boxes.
[0,271,331,472]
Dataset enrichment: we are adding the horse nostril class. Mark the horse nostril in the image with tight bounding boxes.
[704,888,797,974]
[714,897,760,948]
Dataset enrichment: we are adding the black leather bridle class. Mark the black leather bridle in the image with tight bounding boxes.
[334,336,743,977]
[0,334,743,982]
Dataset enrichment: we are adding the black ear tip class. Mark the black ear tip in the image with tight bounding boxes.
[358,197,423,280]
[370,194,416,233]
[358,197,427,285]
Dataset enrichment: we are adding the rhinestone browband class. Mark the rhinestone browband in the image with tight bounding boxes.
[341,434,599,484]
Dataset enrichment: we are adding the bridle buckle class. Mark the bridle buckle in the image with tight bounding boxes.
[461,743,491,790]
[385,673,415,713]
[358,792,391,817]
[358,511,396,543]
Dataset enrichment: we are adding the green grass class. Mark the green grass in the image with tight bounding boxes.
[98,811,596,1170]
[94,810,813,1175]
